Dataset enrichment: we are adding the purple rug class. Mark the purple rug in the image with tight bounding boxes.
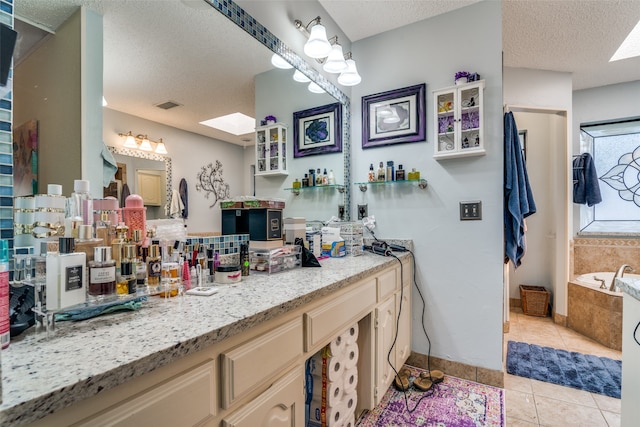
[356,365,505,427]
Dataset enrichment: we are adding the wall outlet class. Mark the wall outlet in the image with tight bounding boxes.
[357,204,368,220]
[460,201,482,220]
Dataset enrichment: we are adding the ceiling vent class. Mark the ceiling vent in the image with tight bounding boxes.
[155,100,182,110]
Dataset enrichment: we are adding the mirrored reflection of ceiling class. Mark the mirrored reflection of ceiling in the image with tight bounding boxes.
[14,0,274,146]
[582,119,640,138]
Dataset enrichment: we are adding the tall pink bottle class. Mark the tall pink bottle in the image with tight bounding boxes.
[122,194,146,242]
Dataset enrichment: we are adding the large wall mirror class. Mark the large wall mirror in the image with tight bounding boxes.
[13,0,351,229]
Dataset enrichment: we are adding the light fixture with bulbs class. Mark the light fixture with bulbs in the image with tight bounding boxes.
[118,131,168,154]
[293,16,361,87]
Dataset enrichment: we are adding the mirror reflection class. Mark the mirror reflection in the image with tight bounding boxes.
[13,0,349,232]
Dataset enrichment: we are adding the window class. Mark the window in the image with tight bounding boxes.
[578,118,640,234]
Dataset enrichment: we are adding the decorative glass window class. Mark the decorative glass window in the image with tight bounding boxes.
[578,118,640,234]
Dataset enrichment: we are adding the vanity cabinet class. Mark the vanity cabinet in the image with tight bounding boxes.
[23,258,412,427]
[433,80,485,159]
[256,123,288,176]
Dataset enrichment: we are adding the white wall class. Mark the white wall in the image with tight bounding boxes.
[349,1,503,370]
[254,68,346,221]
[503,67,572,315]
[103,109,245,233]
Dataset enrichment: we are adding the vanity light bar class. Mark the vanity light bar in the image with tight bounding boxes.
[118,131,168,154]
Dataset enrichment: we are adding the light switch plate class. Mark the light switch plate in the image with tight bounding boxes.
[358,204,368,220]
[460,201,482,220]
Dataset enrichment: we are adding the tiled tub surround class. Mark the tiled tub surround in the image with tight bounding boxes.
[572,237,640,276]
[567,276,623,351]
[0,248,410,426]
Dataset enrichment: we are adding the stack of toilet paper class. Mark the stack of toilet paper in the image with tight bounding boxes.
[307,323,359,427]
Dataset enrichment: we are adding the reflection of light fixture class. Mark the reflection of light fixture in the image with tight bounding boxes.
[308,82,325,94]
[118,131,168,154]
[293,69,311,83]
[294,16,361,86]
[323,40,348,73]
[338,55,362,86]
[102,96,108,107]
[383,107,401,124]
[271,53,293,69]
[295,17,332,58]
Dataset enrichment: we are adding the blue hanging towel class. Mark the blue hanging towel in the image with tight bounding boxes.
[573,153,602,206]
[504,112,537,268]
[179,178,188,219]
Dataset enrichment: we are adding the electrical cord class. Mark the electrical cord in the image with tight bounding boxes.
[634,320,640,346]
[365,239,436,412]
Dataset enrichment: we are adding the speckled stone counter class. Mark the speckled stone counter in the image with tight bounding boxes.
[0,250,410,426]
[617,276,640,301]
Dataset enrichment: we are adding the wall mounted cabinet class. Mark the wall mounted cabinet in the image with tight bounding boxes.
[256,123,288,176]
[433,80,485,160]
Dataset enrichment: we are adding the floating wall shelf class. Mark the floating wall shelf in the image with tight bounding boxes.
[284,184,345,196]
[355,179,428,192]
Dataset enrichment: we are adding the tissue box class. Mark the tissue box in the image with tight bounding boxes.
[322,240,345,258]
[284,217,306,244]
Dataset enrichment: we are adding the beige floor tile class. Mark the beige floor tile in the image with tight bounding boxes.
[504,374,533,394]
[506,417,539,426]
[505,389,538,424]
[535,395,608,426]
[591,394,621,414]
[530,379,597,407]
[601,410,621,427]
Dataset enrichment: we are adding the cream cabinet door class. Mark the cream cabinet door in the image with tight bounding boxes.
[395,285,411,371]
[374,296,396,405]
[136,170,163,206]
[221,368,304,427]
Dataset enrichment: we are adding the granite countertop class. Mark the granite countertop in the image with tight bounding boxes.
[617,276,640,301]
[0,250,410,426]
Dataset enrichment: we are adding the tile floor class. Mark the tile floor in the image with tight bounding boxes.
[504,307,622,426]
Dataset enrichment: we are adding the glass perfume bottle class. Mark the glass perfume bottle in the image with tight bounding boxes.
[377,161,386,182]
[146,244,161,293]
[88,246,116,302]
[368,164,375,182]
[117,245,137,296]
[46,237,86,310]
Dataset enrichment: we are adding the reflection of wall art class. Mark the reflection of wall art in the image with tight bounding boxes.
[196,160,230,208]
[13,119,38,196]
[293,102,342,158]
[362,83,426,149]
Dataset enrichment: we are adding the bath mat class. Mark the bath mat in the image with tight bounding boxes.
[506,341,621,398]
[356,365,505,427]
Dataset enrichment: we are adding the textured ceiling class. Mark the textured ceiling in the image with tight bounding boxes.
[12,0,640,147]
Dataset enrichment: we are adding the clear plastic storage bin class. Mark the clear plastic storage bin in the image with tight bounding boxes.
[250,245,301,274]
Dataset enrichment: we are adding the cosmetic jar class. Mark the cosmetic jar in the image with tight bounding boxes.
[215,265,242,284]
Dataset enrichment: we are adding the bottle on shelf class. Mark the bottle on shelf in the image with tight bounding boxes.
[45,237,86,311]
[328,169,335,185]
[377,161,386,182]
[386,161,395,182]
[315,168,322,186]
[292,179,301,189]
[368,164,375,182]
[117,245,137,296]
[396,164,406,181]
[146,244,162,293]
[322,168,328,185]
[309,169,316,187]
[302,174,310,187]
[408,168,421,181]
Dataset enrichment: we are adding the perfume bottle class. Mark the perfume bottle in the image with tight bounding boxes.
[111,223,129,276]
[309,169,316,187]
[315,168,322,186]
[322,168,328,185]
[240,244,250,277]
[46,237,86,310]
[69,179,93,226]
[95,211,113,246]
[146,244,162,293]
[328,169,335,185]
[88,246,116,302]
[117,245,137,296]
[396,164,406,181]
[302,174,310,187]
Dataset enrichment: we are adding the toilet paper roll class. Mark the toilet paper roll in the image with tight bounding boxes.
[342,390,358,415]
[341,412,356,427]
[311,376,343,407]
[343,343,359,371]
[327,334,346,356]
[309,351,345,383]
[309,398,347,426]
[342,323,359,346]
[342,367,358,394]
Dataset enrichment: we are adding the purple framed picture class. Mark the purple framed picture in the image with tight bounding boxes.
[362,83,426,149]
[293,102,342,158]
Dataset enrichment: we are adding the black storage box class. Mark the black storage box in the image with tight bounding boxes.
[222,208,282,241]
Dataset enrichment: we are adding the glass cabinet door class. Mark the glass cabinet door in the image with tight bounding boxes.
[255,124,288,176]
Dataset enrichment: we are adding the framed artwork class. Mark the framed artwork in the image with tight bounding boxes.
[12,119,38,196]
[362,83,426,149]
[293,102,342,158]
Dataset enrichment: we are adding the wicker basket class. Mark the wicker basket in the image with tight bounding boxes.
[520,285,550,317]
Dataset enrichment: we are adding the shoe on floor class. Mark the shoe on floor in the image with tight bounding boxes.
[424,369,445,383]
[414,371,434,391]
[394,367,411,391]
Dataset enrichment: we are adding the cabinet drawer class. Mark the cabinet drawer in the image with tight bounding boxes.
[377,268,397,302]
[221,368,304,427]
[305,280,376,352]
[221,318,303,409]
[78,360,216,427]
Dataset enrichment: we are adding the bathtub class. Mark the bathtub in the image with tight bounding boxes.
[567,272,639,351]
